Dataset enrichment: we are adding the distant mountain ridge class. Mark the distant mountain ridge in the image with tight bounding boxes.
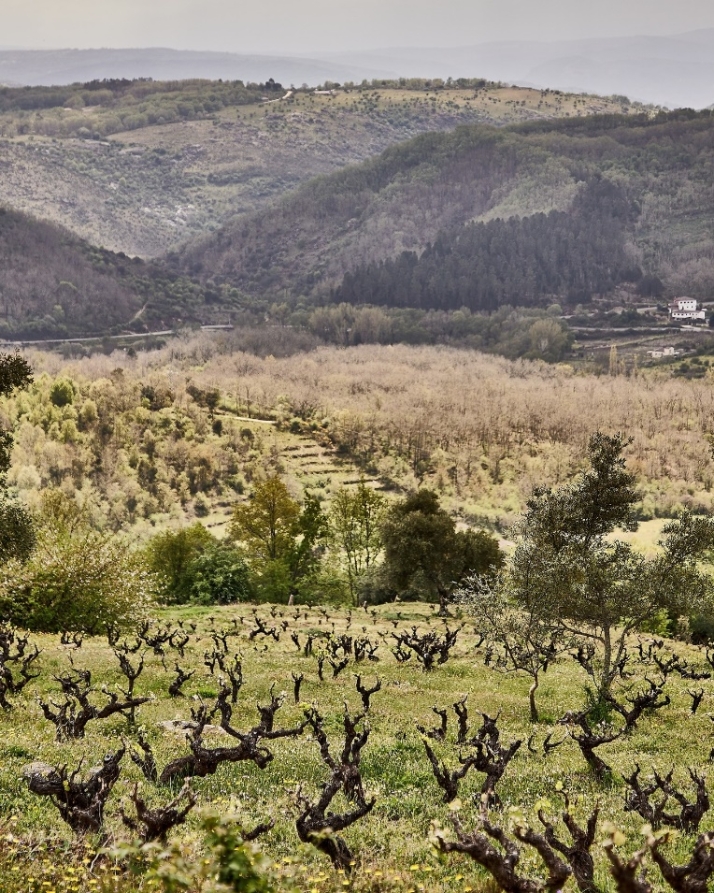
[313,30,714,108]
[2,31,713,107]
[0,79,631,258]
[0,47,390,89]
[3,109,714,339]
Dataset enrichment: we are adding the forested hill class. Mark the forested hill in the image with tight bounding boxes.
[335,178,640,310]
[0,79,636,258]
[0,206,220,339]
[171,109,714,306]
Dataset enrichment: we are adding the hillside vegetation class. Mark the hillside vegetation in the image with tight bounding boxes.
[0,205,228,338]
[8,338,714,538]
[0,79,643,256]
[0,206,144,337]
[173,109,714,306]
[0,205,575,348]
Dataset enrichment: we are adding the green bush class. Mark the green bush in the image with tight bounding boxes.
[690,613,714,645]
[294,565,351,606]
[0,493,154,632]
[146,523,216,604]
[0,495,35,563]
[189,543,251,605]
[117,811,276,893]
[355,564,404,605]
[146,525,250,605]
[49,377,75,407]
[249,558,293,604]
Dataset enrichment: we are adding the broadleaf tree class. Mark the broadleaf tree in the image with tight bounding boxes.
[460,577,570,722]
[330,482,386,605]
[230,475,329,602]
[145,522,216,604]
[380,489,503,615]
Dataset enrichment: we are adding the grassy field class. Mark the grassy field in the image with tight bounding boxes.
[1,602,713,892]
[0,85,646,257]
[608,519,668,556]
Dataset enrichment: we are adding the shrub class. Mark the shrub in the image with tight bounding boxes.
[690,613,714,644]
[294,565,351,606]
[194,493,210,517]
[189,543,251,605]
[49,378,75,407]
[0,490,155,633]
[117,811,276,892]
[146,523,216,604]
[355,564,405,605]
[146,526,251,605]
[0,494,35,563]
[249,558,292,604]
[0,494,154,632]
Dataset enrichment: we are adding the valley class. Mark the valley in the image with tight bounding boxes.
[1,59,714,893]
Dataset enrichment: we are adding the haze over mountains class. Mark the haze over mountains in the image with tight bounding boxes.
[2,29,714,107]
[322,30,714,109]
[0,48,375,94]
[1,19,713,343]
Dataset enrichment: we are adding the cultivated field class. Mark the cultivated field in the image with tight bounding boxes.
[1,602,712,893]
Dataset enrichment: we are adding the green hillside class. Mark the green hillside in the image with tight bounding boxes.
[0,205,224,339]
[5,109,714,342]
[171,109,714,307]
[0,79,645,257]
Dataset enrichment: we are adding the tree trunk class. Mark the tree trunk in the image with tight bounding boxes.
[437,587,452,618]
[600,626,612,698]
[529,676,539,724]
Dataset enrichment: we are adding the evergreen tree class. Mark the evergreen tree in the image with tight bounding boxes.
[380,489,502,615]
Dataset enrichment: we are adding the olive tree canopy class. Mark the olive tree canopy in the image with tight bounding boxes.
[509,432,714,696]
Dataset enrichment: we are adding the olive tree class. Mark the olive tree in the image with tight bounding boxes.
[509,432,714,698]
[460,578,568,722]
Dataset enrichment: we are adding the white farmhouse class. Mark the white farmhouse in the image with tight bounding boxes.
[668,298,706,321]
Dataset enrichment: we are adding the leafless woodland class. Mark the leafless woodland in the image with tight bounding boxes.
[21,337,714,525]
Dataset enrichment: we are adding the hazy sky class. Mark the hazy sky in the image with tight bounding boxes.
[4,0,714,54]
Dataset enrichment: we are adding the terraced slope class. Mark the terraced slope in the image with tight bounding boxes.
[203,416,387,538]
